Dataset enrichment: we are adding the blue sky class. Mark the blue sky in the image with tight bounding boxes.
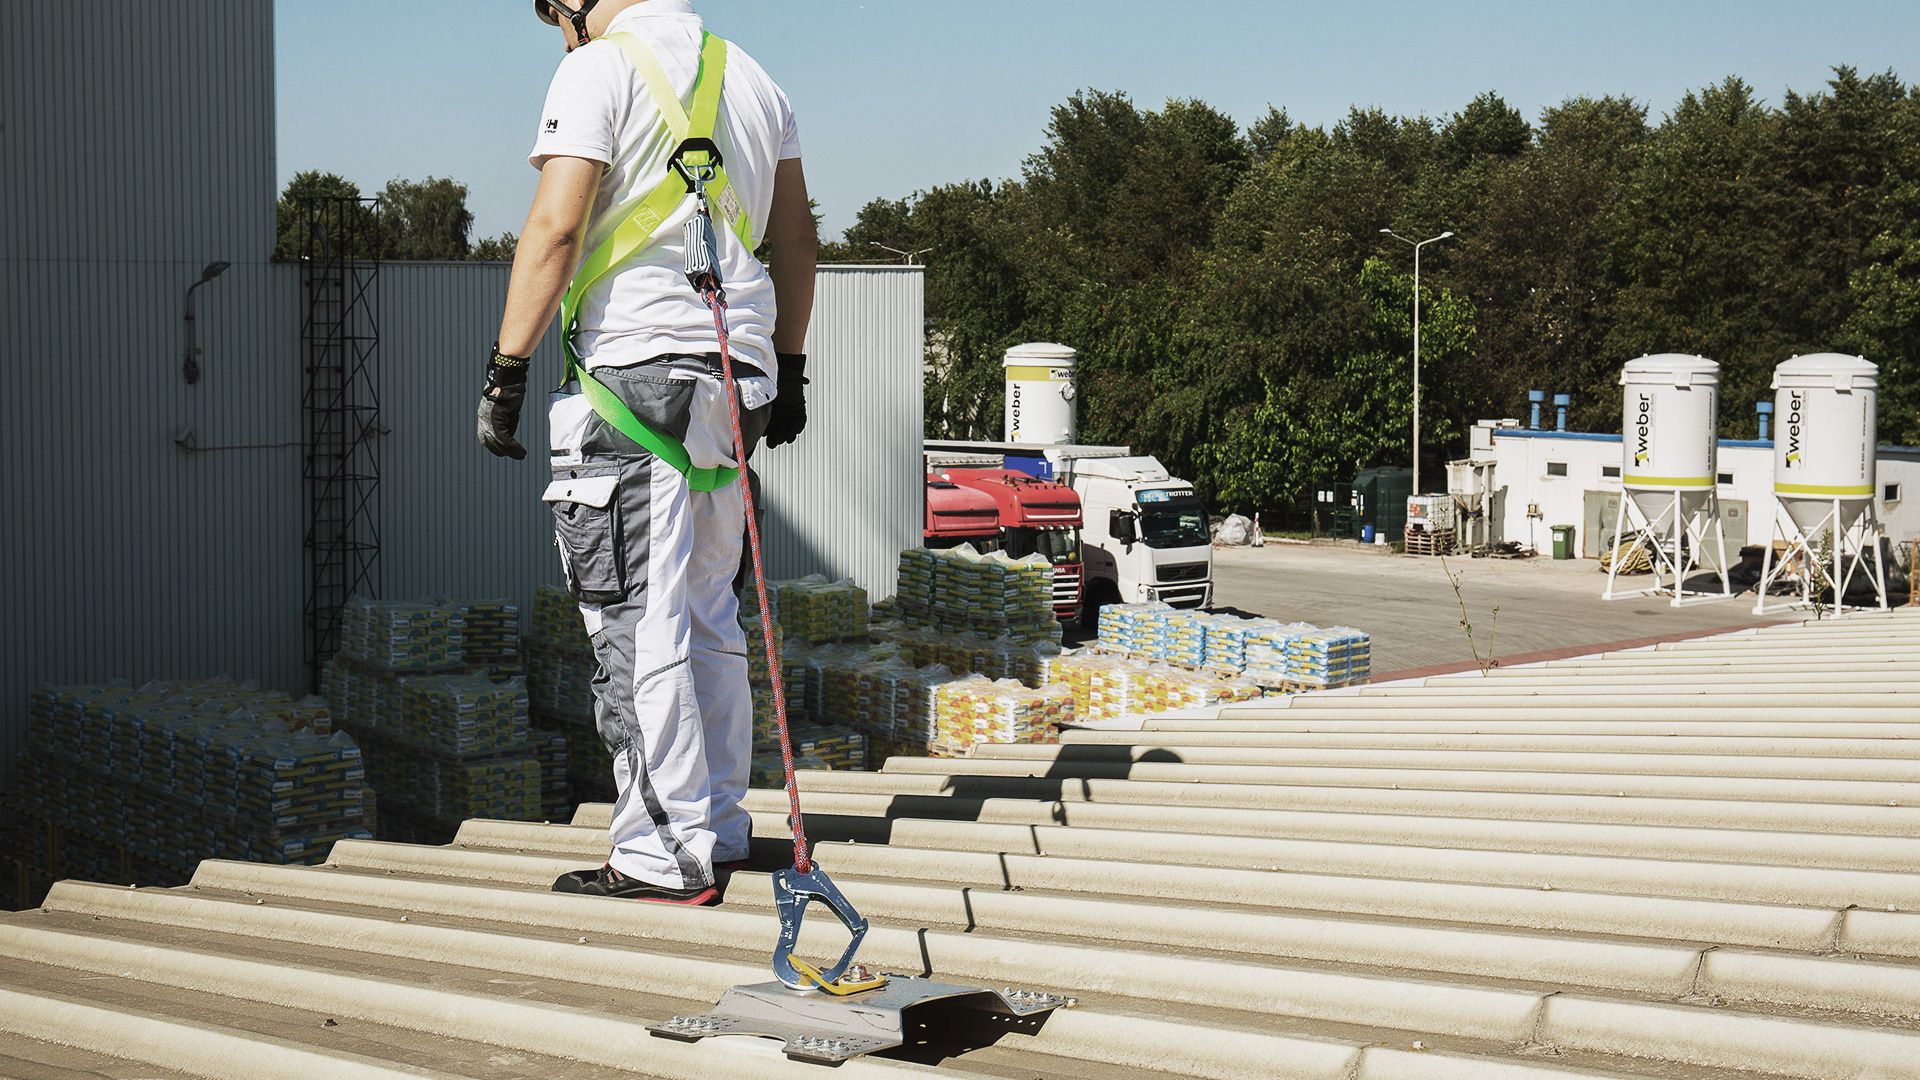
[276,1,1920,242]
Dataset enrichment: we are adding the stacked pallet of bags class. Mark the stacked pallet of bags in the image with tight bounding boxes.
[10,678,371,889]
[325,595,554,841]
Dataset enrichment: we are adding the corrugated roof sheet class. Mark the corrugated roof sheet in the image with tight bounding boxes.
[6,612,1920,1079]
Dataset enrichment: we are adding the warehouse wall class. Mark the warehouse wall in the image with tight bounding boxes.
[0,1,299,796]
[754,265,926,596]
[373,262,925,620]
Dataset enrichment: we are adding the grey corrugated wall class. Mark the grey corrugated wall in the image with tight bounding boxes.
[0,1,299,797]
[754,266,925,597]
[374,262,925,616]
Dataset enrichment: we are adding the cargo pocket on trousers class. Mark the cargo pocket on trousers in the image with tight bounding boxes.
[544,471,626,603]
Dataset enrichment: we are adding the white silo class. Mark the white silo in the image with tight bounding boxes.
[1620,354,1719,520]
[1604,354,1732,605]
[1003,342,1077,445]
[1755,353,1888,613]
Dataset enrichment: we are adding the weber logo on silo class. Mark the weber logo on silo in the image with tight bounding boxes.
[1784,391,1805,467]
[1632,393,1653,465]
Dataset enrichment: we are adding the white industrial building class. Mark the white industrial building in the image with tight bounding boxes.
[1464,414,1920,564]
[0,1,923,797]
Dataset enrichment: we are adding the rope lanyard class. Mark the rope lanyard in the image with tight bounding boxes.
[659,51,863,989]
[705,285,811,874]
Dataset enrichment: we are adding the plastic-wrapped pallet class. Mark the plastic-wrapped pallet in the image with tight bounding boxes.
[16,680,372,886]
[1203,616,1287,676]
[980,552,1055,628]
[1002,617,1065,646]
[1136,667,1264,712]
[774,576,870,644]
[1243,622,1317,686]
[397,676,532,757]
[1086,660,1151,722]
[338,596,466,673]
[792,724,867,771]
[1160,610,1210,668]
[453,598,521,669]
[530,585,584,651]
[752,749,828,788]
[986,634,1063,687]
[1286,626,1373,687]
[895,548,937,616]
[932,676,1070,754]
[1096,602,1174,657]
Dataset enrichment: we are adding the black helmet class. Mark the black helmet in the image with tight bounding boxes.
[533,1,597,35]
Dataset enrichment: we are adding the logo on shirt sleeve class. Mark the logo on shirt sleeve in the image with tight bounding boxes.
[543,118,560,134]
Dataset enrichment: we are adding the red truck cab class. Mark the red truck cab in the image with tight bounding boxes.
[924,476,1001,550]
[933,467,1085,621]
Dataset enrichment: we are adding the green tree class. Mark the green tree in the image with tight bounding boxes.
[272,170,379,261]
[470,232,518,262]
[809,73,1920,522]
[376,176,475,260]
[1840,181,1920,443]
[1453,96,1648,427]
[1440,91,1530,166]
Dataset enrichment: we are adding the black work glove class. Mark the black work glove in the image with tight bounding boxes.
[477,344,530,460]
[764,352,809,448]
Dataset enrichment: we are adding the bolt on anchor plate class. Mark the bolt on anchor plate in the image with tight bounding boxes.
[648,976,1073,1064]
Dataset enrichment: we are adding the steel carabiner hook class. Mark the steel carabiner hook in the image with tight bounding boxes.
[770,862,870,992]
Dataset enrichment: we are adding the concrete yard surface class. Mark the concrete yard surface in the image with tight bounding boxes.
[1211,543,1792,677]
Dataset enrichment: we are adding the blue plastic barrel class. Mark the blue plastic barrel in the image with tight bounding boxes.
[1361,524,1376,544]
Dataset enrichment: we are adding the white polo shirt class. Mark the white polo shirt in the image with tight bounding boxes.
[530,0,800,376]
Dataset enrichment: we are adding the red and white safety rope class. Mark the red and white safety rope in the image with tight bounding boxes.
[703,285,812,875]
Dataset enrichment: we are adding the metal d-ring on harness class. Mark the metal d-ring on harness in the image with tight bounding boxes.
[673,141,878,997]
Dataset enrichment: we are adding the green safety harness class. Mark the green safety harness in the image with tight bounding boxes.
[559,30,755,491]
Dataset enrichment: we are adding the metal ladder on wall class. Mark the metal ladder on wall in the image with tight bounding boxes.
[299,196,382,687]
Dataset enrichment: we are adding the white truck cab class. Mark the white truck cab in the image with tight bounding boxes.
[1045,449,1213,614]
[924,440,1214,621]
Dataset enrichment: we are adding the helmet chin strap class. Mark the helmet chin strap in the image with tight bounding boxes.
[540,0,598,49]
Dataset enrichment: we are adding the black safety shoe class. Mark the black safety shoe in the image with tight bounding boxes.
[552,863,718,906]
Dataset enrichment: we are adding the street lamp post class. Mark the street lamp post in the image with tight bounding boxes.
[1380,229,1452,496]
[183,260,231,385]
[869,242,936,265]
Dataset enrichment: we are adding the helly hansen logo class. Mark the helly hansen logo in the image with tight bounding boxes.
[544,118,560,133]
[1633,394,1653,465]
[1784,392,1805,467]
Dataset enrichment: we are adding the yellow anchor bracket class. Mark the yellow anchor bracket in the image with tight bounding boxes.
[787,956,889,997]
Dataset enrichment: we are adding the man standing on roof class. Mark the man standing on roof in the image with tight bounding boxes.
[478,0,816,905]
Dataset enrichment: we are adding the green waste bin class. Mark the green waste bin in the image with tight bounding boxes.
[1551,524,1576,560]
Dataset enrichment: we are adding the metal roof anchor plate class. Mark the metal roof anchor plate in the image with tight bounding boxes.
[646,977,1071,1064]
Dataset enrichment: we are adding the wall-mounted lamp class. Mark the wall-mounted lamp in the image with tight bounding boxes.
[183,260,231,384]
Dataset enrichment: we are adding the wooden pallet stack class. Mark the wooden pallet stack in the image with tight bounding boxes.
[1403,526,1457,556]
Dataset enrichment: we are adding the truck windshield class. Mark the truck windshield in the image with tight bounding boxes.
[1003,527,1080,564]
[1138,497,1207,549]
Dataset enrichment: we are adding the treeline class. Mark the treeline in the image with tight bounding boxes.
[272,170,519,262]
[822,69,1920,520]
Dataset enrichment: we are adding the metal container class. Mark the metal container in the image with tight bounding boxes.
[1406,494,1456,531]
[1619,354,1719,525]
[1771,353,1878,533]
[1003,342,1077,445]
